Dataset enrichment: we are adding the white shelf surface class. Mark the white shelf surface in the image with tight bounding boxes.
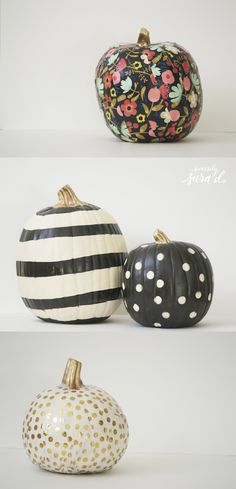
[0,130,235,158]
[0,312,235,333]
[1,449,235,489]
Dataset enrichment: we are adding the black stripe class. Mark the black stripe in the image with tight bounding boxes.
[20,223,122,242]
[38,316,110,324]
[16,252,126,277]
[37,204,100,216]
[22,287,121,310]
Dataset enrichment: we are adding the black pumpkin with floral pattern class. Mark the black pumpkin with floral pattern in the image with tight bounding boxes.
[95,28,202,142]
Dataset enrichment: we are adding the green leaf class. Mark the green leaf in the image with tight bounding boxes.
[141,86,146,100]
[131,94,140,102]
[152,102,164,111]
[152,53,162,64]
[136,133,145,140]
[142,103,149,115]
[118,94,126,102]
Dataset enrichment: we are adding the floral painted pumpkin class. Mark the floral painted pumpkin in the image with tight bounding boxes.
[122,229,213,328]
[16,185,127,323]
[95,28,202,142]
[22,358,129,473]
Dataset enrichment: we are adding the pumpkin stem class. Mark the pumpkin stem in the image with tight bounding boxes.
[55,185,86,207]
[137,27,150,48]
[62,358,83,389]
[153,229,171,244]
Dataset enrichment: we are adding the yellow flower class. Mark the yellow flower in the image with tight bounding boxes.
[136,114,146,124]
[106,111,111,120]
[132,61,142,70]
[176,126,183,134]
[110,88,116,97]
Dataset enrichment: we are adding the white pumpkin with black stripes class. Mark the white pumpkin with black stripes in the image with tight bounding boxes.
[122,229,213,328]
[16,185,127,323]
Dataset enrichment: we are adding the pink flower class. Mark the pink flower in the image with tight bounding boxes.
[142,49,155,60]
[182,59,190,74]
[150,74,156,85]
[170,110,180,122]
[160,84,169,99]
[112,71,121,84]
[116,58,127,72]
[148,88,161,103]
[161,70,175,84]
[148,120,157,137]
[168,126,176,136]
[183,76,191,91]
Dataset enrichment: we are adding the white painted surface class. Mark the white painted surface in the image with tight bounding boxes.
[0,0,236,132]
[0,158,235,316]
[0,323,236,454]
[0,131,235,157]
[1,449,236,489]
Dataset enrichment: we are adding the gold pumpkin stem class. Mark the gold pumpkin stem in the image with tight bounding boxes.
[62,358,83,389]
[137,27,150,47]
[153,229,171,244]
[55,184,86,208]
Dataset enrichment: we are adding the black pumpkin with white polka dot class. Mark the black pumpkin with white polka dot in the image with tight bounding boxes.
[122,229,213,328]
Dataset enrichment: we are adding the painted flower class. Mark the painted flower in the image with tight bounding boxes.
[182,59,190,74]
[121,99,137,117]
[183,76,191,91]
[165,43,179,54]
[109,123,120,136]
[110,87,116,97]
[104,94,112,109]
[188,90,198,108]
[120,76,132,94]
[151,64,161,77]
[161,70,175,85]
[148,120,157,137]
[107,52,119,66]
[161,108,180,123]
[160,84,170,99]
[190,110,199,126]
[141,53,150,64]
[167,125,176,136]
[148,87,161,102]
[176,126,183,134]
[96,77,104,95]
[106,48,116,58]
[150,45,163,52]
[143,49,155,60]
[103,72,112,89]
[136,114,146,123]
[132,61,142,70]
[106,111,111,120]
[117,105,123,116]
[169,83,183,105]
[116,58,127,71]
[112,71,121,85]
[120,120,132,140]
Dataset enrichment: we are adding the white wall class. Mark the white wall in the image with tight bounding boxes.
[1,0,236,132]
[0,157,235,316]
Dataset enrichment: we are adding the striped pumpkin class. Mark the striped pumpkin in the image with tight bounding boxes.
[16,185,127,323]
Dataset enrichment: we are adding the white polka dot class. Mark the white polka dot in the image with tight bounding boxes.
[199,273,205,282]
[147,271,154,279]
[195,291,202,299]
[178,296,186,305]
[182,263,190,272]
[154,323,162,327]
[188,247,195,254]
[201,252,207,259]
[125,271,130,279]
[208,293,212,301]
[157,253,164,261]
[141,244,148,248]
[189,311,197,318]
[162,312,170,319]
[135,261,142,270]
[133,304,139,312]
[136,284,143,292]
[122,282,125,290]
[154,296,162,304]
[157,279,164,288]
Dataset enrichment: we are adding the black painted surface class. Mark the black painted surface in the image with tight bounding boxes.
[122,241,213,328]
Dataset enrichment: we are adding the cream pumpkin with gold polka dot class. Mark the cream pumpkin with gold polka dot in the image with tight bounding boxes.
[22,359,129,473]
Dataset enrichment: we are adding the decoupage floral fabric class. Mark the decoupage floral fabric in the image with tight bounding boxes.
[95,42,202,142]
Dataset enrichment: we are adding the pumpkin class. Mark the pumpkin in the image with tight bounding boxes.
[22,358,129,473]
[95,27,202,142]
[16,185,127,323]
[122,229,213,328]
